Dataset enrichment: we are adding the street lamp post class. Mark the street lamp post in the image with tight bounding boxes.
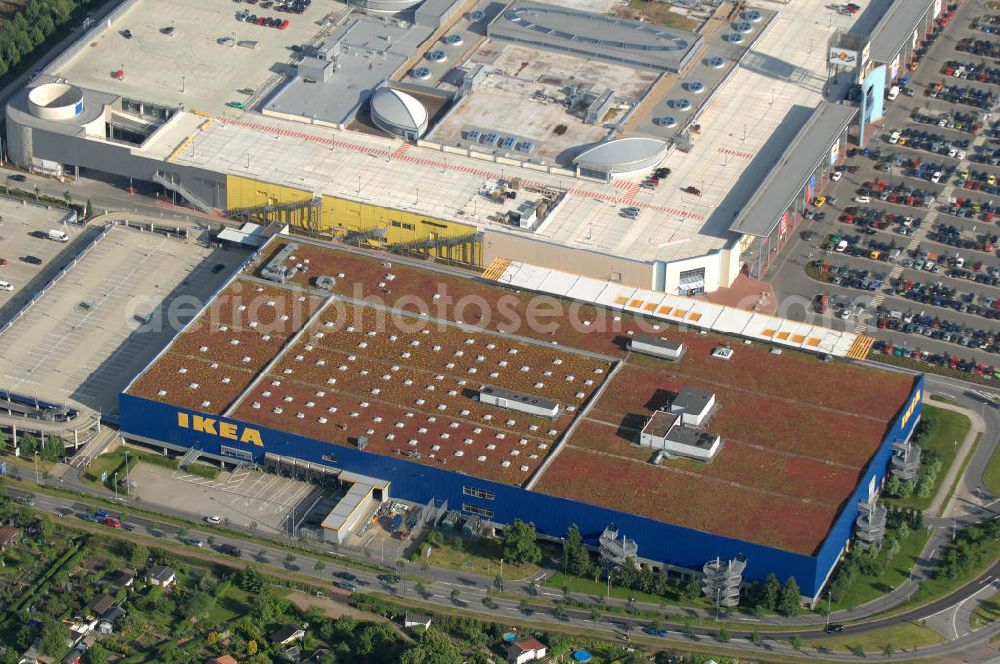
[114,472,118,501]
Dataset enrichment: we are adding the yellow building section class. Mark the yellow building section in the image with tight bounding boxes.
[226,175,482,266]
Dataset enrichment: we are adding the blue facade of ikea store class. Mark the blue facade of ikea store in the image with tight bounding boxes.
[119,374,923,598]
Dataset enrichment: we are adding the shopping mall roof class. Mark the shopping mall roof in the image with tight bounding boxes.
[869,0,936,64]
[730,102,857,238]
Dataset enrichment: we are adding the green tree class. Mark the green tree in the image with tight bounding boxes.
[39,619,66,657]
[400,627,462,664]
[314,560,326,573]
[501,519,541,566]
[236,564,268,593]
[19,433,39,456]
[779,577,801,616]
[762,573,781,610]
[883,643,895,657]
[187,591,213,619]
[519,598,530,614]
[129,543,149,569]
[450,588,460,603]
[84,642,110,664]
[562,524,591,576]
[247,639,258,656]
[717,627,731,642]
[85,198,93,219]
[413,582,426,597]
[750,628,761,645]
[590,607,601,622]
[683,574,701,600]
[789,635,802,649]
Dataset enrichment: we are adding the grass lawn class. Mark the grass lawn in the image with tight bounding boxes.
[885,405,970,511]
[417,535,537,581]
[544,571,685,606]
[804,621,943,653]
[972,592,1000,628]
[203,585,255,625]
[982,436,1000,497]
[929,394,961,406]
[623,0,699,30]
[80,452,128,490]
[939,433,983,518]
[829,528,930,612]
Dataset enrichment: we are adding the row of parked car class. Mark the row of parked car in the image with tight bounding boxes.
[929,223,999,253]
[927,81,997,110]
[957,37,1000,60]
[941,194,1000,222]
[943,60,1000,85]
[911,110,981,134]
[838,205,921,231]
[888,128,970,159]
[889,277,1000,319]
[813,260,886,292]
[873,308,998,352]
[859,180,936,208]
[969,143,1000,166]
[235,10,289,27]
[874,341,1000,377]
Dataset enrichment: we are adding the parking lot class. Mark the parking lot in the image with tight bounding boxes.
[127,462,318,535]
[770,0,1000,372]
[0,197,77,310]
[0,221,243,414]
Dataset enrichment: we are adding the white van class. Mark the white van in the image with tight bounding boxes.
[0,280,13,291]
[48,229,68,242]
[887,85,900,101]
[889,130,901,144]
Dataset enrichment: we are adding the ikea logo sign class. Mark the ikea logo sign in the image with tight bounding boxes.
[177,412,263,447]
[900,388,922,429]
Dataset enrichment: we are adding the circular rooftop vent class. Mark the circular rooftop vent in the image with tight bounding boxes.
[734,21,753,33]
[707,56,726,69]
[27,82,84,120]
[743,9,763,22]
[728,33,744,44]
[442,33,464,46]
[468,9,486,21]
[427,49,447,62]
[671,98,691,111]
[653,116,677,128]
[686,81,705,94]
[411,66,432,80]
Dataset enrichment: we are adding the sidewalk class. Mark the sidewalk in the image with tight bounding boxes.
[930,400,988,518]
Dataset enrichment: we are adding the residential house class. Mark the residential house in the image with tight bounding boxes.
[147,565,176,588]
[304,649,331,663]
[0,525,18,551]
[97,606,127,635]
[87,594,115,619]
[268,624,306,646]
[106,569,136,592]
[205,656,239,664]
[403,612,432,630]
[507,638,547,664]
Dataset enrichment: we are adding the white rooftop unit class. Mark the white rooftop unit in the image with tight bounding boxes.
[628,333,686,361]
[669,387,715,427]
[479,385,559,419]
